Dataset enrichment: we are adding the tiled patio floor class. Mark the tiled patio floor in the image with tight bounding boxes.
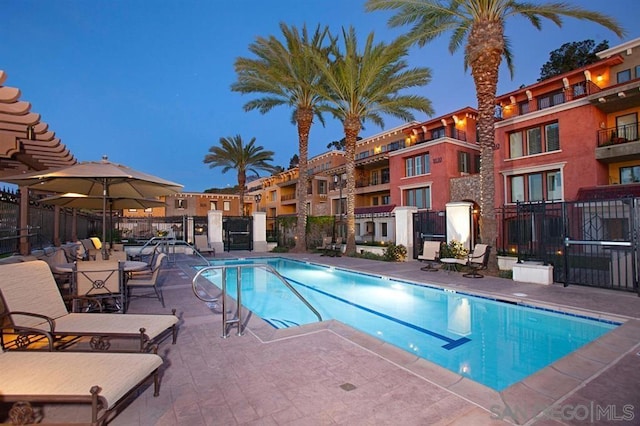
[3,252,640,425]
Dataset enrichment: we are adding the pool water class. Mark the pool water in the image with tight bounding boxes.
[200,257,618,391]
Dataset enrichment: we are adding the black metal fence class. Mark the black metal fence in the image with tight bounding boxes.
[498,199,639,292]
[412,210,447,259]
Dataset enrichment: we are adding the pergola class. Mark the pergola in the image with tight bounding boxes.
[0,70,77,253]
[0,70,76,178]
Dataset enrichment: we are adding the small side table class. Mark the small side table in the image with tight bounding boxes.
[440,258,465,272]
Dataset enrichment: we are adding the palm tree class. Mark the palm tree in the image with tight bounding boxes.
[232,23,334,252]
[203,135,277,216]
[366,0,625,266]
[314,27,434,256]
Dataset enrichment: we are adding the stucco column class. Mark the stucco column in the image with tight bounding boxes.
[207,210,224,253]
[253,211,267,252]
[446,201,473,251]
[394,206,417,256]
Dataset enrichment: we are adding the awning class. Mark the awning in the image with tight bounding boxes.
[576,184,640,201]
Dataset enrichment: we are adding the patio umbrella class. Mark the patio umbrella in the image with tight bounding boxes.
[39,193,167,210]
[2,156,182,258]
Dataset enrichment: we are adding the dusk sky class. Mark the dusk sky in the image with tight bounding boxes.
[2,1,639,192]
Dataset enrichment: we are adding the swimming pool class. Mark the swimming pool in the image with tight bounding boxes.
[196,257,618,391]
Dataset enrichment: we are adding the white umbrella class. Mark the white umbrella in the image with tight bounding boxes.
[2,156,182,258]
[39,193,167,210]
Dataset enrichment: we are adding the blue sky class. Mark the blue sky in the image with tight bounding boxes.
[2,0,639,192]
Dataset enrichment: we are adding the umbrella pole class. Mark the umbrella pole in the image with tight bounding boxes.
[102,178,109,260]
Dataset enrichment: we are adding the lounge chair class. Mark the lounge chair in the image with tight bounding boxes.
[463,244,491,278]
[0,260,178,352]
[127,253,167,309]
[194,234,215,257]
[320,237,342,257]
[0,343,162,425]
[417,241,441,271]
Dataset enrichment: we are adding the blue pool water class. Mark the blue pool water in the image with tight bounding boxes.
[198,257,618,391]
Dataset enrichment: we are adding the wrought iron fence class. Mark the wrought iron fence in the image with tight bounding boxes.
[412,210,446,259]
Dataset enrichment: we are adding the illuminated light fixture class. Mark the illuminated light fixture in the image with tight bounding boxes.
[596,74,603,82]
[618,92,626,98]
[598,97,606,103]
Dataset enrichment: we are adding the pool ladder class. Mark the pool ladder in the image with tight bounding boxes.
[192,263,322,338]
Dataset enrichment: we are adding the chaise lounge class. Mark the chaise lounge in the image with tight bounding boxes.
[417,241,441,271]
[0,343,162,425]
[0,260,179,352]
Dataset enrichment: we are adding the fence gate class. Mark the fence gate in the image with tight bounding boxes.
[223,216,253,251]
[412,210,446,259]
[509,199,639,293]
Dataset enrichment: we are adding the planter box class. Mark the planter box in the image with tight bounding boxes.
[512,263,553,285]
[497,255,518,271]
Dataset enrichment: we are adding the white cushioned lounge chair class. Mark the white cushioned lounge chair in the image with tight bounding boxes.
[0,344,162,425]
[0,260,178,352]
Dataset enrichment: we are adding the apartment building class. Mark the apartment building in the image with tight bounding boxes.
[493,36,640,205]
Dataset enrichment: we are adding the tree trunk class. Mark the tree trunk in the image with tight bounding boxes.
[237,170,246,216]
[343,117,361,256]
[292,108,313,253]
[467,21,503,270]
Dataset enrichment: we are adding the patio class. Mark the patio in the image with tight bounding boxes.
[2,252,640,425]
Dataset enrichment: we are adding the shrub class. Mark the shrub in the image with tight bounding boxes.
[383,243,407,262]
[270,245,289,253]
[439,240,468,259]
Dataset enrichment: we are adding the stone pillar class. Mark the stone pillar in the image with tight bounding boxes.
[394,206,417,255]
[253,211,267,252]
[186,216,194,244]
[207,210,224,253]
[446,201,473,251]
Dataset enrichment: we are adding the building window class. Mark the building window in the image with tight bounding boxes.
[518,100,530,115]
[372,197,379,206]
[210,201,217,210]
[382,195,390,205]
[636,65,640,79]
[508,122,559,159]
[545,123,560,151]
[617,69,632,84]
[431,127,445,139]
[317,180,327,194]
[404,186,431,209]
[620,165,640,184]
[175,199,186,209]
[508,169,562,203]
[537,90,564,110]
[527,128,542,155]
[381,222,388,237]
[223,201,230,211]
[474,155,481,173]
[405,153,430,177]
[381,168,390,184]
[458,151,470,173]
[270,191,276,202]
[370,170,379,185]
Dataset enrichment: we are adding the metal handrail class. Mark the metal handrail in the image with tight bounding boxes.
[192,263,322,338]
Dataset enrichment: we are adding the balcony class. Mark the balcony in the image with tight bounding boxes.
[589,79,640,114]
[596,122,640,163]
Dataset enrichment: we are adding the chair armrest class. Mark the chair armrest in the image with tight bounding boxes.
[1,311,56,333]
[1,324,55,351]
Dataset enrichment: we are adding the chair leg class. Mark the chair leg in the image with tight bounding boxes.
[463,268,484,278]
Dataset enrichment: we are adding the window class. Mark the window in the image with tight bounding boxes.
[620,165,640,184]
[210,201,217,210]
[223,201,230,211]
[175,199,186,209]
[527,128,542,155]
[405,153,430,177]
[508,169,562,203]
[431,127,445,139]
[381,168,390,184]
[572,82,586,97]
[372,197,379,206]
[370,170,379,185]
[617,69,632,84]
[474,155,481,173]
[270,191,276,202]
[545,123,560,151]
[458,151,470,173]
[317,180,327,194]
[508,122,560,159]
[382,195,390,205]
[616,113,638,141]
[537,90,564,109]
[509,132,523,158]
[381,222,388,237]
[636,65,640,79]
[404,186,431,209]
[518,100,530,115]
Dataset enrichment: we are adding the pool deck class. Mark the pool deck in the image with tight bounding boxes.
[11,252,640,425]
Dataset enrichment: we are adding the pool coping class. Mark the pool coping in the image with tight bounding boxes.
[205,255,640,424]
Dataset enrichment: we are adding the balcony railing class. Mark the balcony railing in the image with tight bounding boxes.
[280,193,296,202]
[597,122,640,147]
[355,177,391,188]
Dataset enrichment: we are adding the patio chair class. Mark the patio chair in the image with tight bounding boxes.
[417,241,441,271]
[316,236,332,251]
[74,261,126,314]
[127,253,167,309]
[0,260,179,352]
[194,234,215,257]
[0,343,162,425]
[321,237,342,257]
[463,244,491,279]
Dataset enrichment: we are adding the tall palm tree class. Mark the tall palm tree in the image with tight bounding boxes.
[204,135,277,216]
[366,0,625,266]
[314,27,434,256]
[232,23,334,252]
